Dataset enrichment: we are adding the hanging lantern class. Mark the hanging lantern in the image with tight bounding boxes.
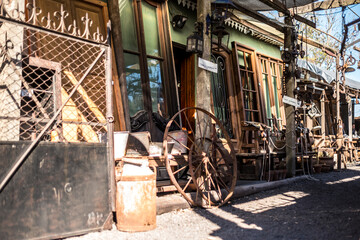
[211,14,229,50]
[211,0,237,50]
[186,22,203,54]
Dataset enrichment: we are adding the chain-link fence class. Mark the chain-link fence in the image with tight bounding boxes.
[0,2,111,144]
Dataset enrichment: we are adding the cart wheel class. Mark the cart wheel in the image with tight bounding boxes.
[163,107,237,208]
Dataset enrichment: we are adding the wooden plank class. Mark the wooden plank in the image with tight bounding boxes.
[115,155,189,167]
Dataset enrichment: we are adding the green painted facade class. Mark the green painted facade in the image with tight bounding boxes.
[168,0,281,59]
[228,29,281,59]
[168,0,197,46]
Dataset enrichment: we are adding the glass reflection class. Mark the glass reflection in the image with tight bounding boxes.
[124,53,143,116]
[147,58,164,115]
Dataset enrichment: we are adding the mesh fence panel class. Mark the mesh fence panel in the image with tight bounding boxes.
[0,16,109,143]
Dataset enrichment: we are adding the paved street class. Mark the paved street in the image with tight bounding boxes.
[67,165,360,240]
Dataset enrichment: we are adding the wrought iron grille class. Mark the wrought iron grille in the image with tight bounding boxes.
[0,1,111,143]
[210,54,233,138]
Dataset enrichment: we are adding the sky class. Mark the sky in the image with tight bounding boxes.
[338,4,360,81]
[298,4,360,116]
[265,4,360,115]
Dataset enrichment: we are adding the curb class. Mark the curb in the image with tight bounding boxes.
[156,175,308,215]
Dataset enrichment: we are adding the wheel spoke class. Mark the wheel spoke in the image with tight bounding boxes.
[208,161,231,193]
[193,160,204,175]
[173,165,188,175]
[168,135,191,151]
[209,174,222,200]
[183,112,195,143]
[164,107,236,208]
[216,175,231,193]
[207,191,211,206]
[182,177,193,192]
[172,119,182,131]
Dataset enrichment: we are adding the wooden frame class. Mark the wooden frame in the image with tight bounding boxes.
[231,42,263,123]
[256,53,286,128]
[120,0,177,137]
[211,47,241,146]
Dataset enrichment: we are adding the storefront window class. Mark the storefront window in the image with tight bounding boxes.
[119,0,138,52]
[120,0,171,120]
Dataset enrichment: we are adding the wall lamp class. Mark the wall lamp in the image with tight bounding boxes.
[172,15,188,29]
[186,22,204,55]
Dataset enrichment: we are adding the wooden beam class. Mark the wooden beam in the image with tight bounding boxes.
[298,35,338,56]
[257,0,316,28]
[293,14,316,29]
[290,0,360,14]
[232,3,284,32]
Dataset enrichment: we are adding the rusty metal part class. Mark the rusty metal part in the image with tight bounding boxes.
[115,164,156,232]
[163,107,237,208]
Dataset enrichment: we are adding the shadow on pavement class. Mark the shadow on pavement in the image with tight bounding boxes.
[193,167,360,240]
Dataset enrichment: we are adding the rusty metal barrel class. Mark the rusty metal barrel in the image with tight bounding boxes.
[115,159,156,232]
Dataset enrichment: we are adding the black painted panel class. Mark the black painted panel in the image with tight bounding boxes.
[0,142,111,240]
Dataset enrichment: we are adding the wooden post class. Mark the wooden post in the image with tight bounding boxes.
[321,90,326,141]
[349,96,353,142]
[335,54,342,170]
[196,0,212,113]
[195,0,212,207]
[284,16,296,177]
[108,0,131,131]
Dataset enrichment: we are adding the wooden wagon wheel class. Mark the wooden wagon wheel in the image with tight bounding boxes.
[163,107,237,208]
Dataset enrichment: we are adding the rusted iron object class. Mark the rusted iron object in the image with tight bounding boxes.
[115,160,156,232]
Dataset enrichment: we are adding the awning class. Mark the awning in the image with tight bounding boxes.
[297,59,360,90]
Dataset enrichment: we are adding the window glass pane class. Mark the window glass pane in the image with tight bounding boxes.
[245,53,252,71]
[124,53,143,116]
[263,74,272,124]
[119,0,138,52]
[270,62,276,76]
[238,51,245,69]
[142,1,160,57]
[273,76,280,118]
[244,92,249,109]
[248,73,255,90]
[241,71,247,89]
[147,58,164,115]
[261,59,267,73]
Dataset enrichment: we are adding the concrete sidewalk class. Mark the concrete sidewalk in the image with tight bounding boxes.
[157,175,308,214]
